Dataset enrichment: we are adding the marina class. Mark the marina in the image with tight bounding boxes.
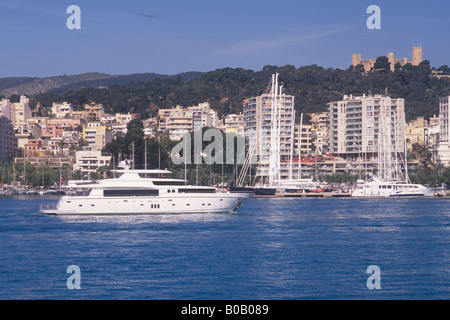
[0,0,448,305]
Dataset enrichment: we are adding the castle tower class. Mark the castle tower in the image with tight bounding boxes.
[412,46,423,66]
[387,52,395,71]
[352,54,362,67]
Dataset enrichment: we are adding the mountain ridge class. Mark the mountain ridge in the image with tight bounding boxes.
[0,71,203,96]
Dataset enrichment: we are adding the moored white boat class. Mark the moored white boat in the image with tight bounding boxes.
[40,161,253,215]
[352,177,432,198]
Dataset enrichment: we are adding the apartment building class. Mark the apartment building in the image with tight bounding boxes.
[158,102,219,140]
[51,102,73,118]
[82,122,113,150]
[0,116,18,161]
[243,88,296,181]
[0,98,14,122]
[436,96,450,164]
[73,146,111,174]
[221,113,245,135]
[328,94,406,159]
[243,92,295,161]
[12,95,32,132]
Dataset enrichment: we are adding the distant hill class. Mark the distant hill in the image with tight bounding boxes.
[0,71,203,96]
[4,64,449,121]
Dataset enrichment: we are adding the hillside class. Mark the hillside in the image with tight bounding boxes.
[0,72,203,96]
[10,63,450,121]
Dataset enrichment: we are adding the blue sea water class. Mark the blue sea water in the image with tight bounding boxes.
[0,196,449,300]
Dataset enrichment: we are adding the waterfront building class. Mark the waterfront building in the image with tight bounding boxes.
[243,92,295,161]
[307,112,330,155]
[243,80,296,181]
[295,124,312,156]
[436,96,450,165]
[328,94,406,160]
[14,155,76,168]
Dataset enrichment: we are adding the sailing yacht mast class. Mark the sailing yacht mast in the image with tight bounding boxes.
[268,73,281,187]
[298,113,303,180]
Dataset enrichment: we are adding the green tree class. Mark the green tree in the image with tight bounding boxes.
[373,56,391,73]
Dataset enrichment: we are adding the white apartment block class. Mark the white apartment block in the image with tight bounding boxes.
[295,124,312,156]
[328,94,406,159]
[243,93,295,161]
[221,113,245,135]
[73,146,111,174]
[158,102,219,140]
[189,102,219,131]
[13,95,32,131]
[0,96,31,132]
[0,98,14,122]
[243,91,296,180]
[436,96,450,164]
[51,102,73,118]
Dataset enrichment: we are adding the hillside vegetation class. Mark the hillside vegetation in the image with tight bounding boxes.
[15,62,450,121]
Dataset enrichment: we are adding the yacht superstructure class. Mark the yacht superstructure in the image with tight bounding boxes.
[40,161,253,215]
[352,177,431,197]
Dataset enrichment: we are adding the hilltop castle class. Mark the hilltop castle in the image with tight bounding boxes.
[352,46,423,71]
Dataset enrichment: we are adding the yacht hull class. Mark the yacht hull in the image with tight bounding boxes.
[41,192,252,215]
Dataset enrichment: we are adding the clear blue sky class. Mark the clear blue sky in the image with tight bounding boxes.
[0,0,449,77]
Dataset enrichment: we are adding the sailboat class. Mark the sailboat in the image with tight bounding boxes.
[231,73,321,196]
[352,106,431,198]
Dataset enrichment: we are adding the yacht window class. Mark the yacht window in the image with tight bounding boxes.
[152,181,186,186]
[178,188,216,193]
[103,189,159,197]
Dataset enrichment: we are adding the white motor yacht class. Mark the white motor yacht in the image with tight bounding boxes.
[40,161,253,215]
[351,177,432,198]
